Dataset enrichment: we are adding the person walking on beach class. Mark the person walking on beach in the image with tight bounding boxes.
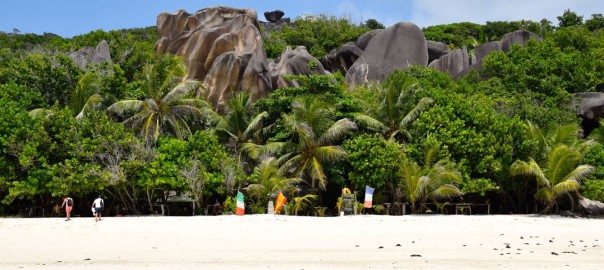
[91,195,104,222]
[61,196,74,221]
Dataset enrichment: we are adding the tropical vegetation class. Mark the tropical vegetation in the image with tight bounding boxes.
[1,9,604,217]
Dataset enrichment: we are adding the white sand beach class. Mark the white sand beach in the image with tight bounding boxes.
[0,215,603,269]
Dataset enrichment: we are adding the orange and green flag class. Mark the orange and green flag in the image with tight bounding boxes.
[236,191,245,215]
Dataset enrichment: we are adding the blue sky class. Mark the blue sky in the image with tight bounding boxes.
[1,0,603,37]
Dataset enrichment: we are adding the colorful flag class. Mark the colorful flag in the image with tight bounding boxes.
[364,186,375,208]
[274,191,287,214]
[236,191,245,215]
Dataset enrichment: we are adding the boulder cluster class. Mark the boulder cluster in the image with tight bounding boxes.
[154,6,543,109]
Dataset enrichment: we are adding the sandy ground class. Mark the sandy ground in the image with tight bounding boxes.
[0,214,602,270]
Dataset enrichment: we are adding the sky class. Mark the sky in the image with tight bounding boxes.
[1,0,603,38]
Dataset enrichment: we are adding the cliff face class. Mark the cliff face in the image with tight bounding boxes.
[155,7,272,110]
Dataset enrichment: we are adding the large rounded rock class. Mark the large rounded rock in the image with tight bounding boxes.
[474,41,501,62]
[578,197,604,216]
[573,92,604,120]
[155,7,272,110]
[269,46,331,89]
[264,10,284,22]
[322,43,363,75]
[355,29,382,51]
[69,40,113,70]
[428,46,469,77]
[500,30,541,52]
[346,22,427,86]
[427,40,450,64]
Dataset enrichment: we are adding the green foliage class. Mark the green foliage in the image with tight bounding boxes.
[461,178,499,197]
[256,74,360,141]
[0,50,81,107]
[585,14,604,31]
[261,27,287,59]
[364,19,385,30]
[343,134,403,191]
[150,131,238,199]
[422,22,482,49]
[581,180,604,202]
[584,143,604,180]
[409,88,528,183]
[557,9,584,28]
[483,20,542,41]
[511,144,593,213]
[280,14,369,58]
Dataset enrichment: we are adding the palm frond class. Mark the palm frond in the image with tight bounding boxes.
[318,118,357,146]
[551,179,580,198]
[162,80,202,103]
[106,100,144,117]
[430,184,463,200]
[242,111,268,140]
[353,114,387,132]
[29,108,53,119]
[399,97,433,127]
[314,145,348,162]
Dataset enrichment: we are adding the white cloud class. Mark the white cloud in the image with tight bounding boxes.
[410,0,604,27]
[337,1,379,23]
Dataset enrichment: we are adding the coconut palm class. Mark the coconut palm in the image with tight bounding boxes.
[291,194,318,216]
[214,92,268,166]
[245,157,301,206]
[279,96,357,190]
[526,121,585,162]
[511,144,594,213]
[354,79,433,143]
[106,56,214,144]
[398,144,463,213]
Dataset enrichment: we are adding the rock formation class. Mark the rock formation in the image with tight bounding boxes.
[270,46,331,89]
[322,43,363,75]
[69,40,113,70]
[346,22,428,86]
[427,41,450,64]
[427,46,469,77]
[578,197,604,216]
[573,92,604,120]
[453,30,541,79]
[264,10,284,22]
[155,7,272,110]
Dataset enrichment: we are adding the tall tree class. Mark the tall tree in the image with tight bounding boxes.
[398,143,463,213]
[214,92,268,168]
[106,56,212,144]
[511,144,593,213]
[280,96,357,190]
[354,79,433,143]
[557,9,583,28]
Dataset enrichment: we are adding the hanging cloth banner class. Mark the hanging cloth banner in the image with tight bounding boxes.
[364,186,375,208]
[275,191,287,214]
[236,191,245,215]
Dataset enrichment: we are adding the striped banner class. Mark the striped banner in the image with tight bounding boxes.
[364,186,375,208]
[236,191,245,215]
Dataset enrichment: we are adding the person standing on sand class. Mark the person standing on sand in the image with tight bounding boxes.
[61,196,74,221]
[91,195,104,222]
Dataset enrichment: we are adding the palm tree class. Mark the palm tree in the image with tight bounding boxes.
[354,79,433,143]
[245,157,301,207]
[279,96,357,190]
[526,121,584,162]
[510,144,593,213]
[398,144,463,213]
[214,92,268,167]
[107,56,214,144]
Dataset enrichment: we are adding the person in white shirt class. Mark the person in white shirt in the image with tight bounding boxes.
[91,195,104,222]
